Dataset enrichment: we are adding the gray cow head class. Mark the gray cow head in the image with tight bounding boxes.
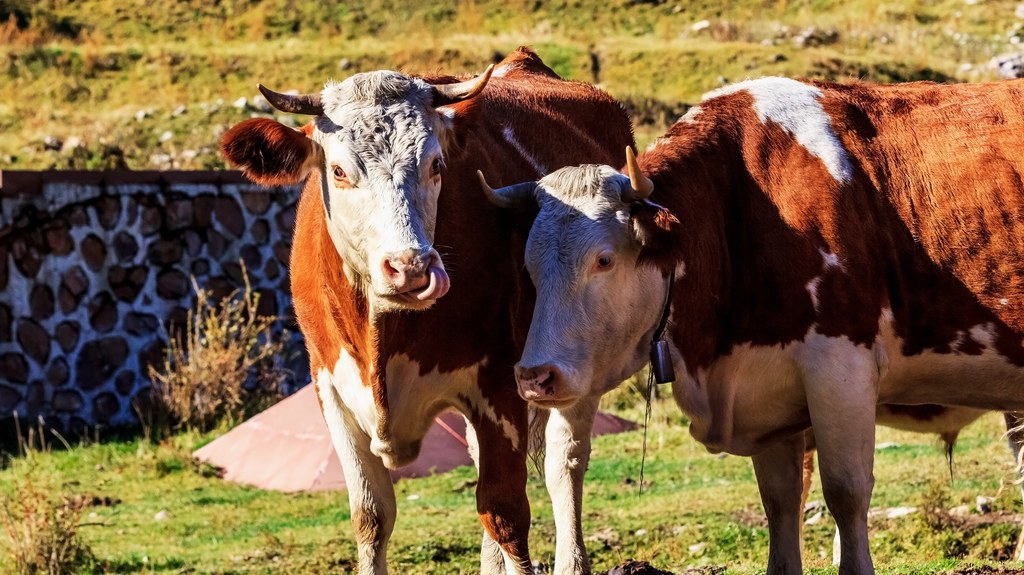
[479,149,682,407]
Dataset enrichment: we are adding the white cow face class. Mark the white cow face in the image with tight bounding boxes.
[481,161,681,407]
[226,67,492,312]
[311,72,454,311]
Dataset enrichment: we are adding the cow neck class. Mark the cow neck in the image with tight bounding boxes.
[643,135,734,377]
[290,177,373,381]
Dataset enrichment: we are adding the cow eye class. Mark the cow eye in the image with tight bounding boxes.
[332,165,346,180]
[596,254,614,270]
[430,157,442,176]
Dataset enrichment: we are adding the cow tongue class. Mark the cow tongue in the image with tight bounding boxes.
[416,265,450,301]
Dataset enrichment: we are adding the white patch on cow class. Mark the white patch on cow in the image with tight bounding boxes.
[675,260,687,278]
[805,249,844,311]
[947,324,996,355]
[687,336,807,455]
[669,334,805,456]
[647,103,704,151]
[436,106,457,120]
[463,416,481,467]
[457,382,522,452]
[646,137,669,152]
[321,350,496,469]
[379,354,492,465]
[820,249,843,271]
[680,105,703,124]
[875,311,1024,409]
[671,325,882,456]
[351,353,520,474]
[705,77,853,184]
[968,323,996,346]
[952,329,969,351]
[316,351,396,573]
[322,349,378,439]
[806,276,824,311]
[832,529,842,566]
[502,126,547,177]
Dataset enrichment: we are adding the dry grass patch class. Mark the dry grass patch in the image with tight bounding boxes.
[0,476,96,575]
[145,264,286,435]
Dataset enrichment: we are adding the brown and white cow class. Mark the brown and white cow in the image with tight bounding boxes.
[482,77,1024,574]
[220,48,633,574]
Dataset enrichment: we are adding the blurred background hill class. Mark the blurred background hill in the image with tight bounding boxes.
[2,0,1023,171]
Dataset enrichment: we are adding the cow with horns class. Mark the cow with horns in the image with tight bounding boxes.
[220,47,633,574]
[480,76,1024,574]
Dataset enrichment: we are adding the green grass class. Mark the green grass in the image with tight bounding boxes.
[3,393,1023,574]
[1,0,1021,169]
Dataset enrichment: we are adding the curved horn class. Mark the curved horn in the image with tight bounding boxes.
[433,65,495,106]
[621,146,655,202]
[258,84,324,115]
[477,171,536,208]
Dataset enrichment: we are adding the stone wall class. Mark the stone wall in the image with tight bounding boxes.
[0,170,307,431]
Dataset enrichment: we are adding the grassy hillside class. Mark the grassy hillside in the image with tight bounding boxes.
[1,0,1021,170]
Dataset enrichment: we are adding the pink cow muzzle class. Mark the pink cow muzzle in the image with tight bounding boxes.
[513,363,581,407]
[380,249,451,302]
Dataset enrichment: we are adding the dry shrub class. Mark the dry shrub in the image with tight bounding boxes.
[0,479,95,575]
[146,263,286,434]
[1,419,96,575]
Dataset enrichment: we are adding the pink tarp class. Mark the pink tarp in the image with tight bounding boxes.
[193,384,637,492]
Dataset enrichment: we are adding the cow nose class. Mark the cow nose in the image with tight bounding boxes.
[381,249,429,291]
[514,363,561,400]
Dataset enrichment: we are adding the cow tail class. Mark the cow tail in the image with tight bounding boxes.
[940,431,957,482]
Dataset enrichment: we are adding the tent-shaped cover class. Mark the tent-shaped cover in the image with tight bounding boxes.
[193,384,637,492]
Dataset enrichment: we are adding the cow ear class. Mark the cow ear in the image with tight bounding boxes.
[630,199,682,273]
[220,118,320,186]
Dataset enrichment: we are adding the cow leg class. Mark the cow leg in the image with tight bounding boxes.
[473,416,533,574]
[464,416,511,574]
[1002,412,1024,561]
[752,433,806,575]
[799,429,816,540]
[547,396,600,575]
[801,346,878,575]
[800,432,844,566]
[318,382,396,575]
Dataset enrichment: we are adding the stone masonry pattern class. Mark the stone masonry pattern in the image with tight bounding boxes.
[0,172,307,432]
